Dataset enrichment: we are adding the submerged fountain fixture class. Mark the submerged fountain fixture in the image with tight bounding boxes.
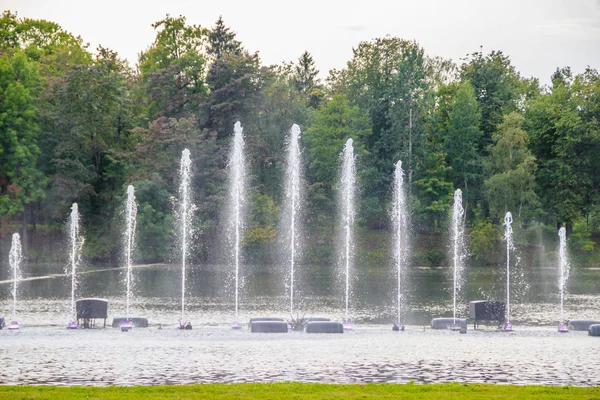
[391,160,409,331]
[339,138,356,330]
[503,212,514,331]
[558,227,570,333]
[283,124,303,318]
[67,203,84,329]
[228,122,246,329]
[8,233,22,330]
[178,149,194,330]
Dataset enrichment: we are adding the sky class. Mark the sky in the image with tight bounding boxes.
[3,0,600,84]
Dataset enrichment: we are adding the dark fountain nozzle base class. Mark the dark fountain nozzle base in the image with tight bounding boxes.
[7,321,19,330]
[558,323,569,333]
[231,321,242,330]
[67,321,78,330]
[392,323,404,332]
[120,320,133,332]
[503,322,513,331]
[178,320,192,330]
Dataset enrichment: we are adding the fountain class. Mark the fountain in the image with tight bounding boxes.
[433,189,467,331]
[8,233,22,330]
[228,122,246,329]
[66,203,84,329]
[178,149,194,330]
[283,124,302,318]
[391,160,409,331]
[503,212,514,331]
[121,186,137,331]
[557,227,570,333]
[339,138,356,330]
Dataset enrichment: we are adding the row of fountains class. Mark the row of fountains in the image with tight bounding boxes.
[4,122,572,332]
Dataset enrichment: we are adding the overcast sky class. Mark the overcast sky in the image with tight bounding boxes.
[4,0,600,84]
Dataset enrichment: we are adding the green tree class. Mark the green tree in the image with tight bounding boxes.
[460,49,522,153]
[293,51,323,108]
[139,15,208,119]
[207,16,241,59]
[304,94,371,225]
[526,68,600,233]
[444,81,482,215]
[484,112,538,223]
[0,50,46,225]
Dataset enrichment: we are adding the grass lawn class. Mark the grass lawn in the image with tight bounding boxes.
[0,383,599,399]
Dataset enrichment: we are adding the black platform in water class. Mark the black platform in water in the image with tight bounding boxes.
[469,300,505,329]
[431,318,467,330]
[250,321,288,333]
[589,324,600,336]
[305,321,343,333]
[0,317,4,330]
[76,298,108,328]
[112,317,149,328]
[571,320,600,331]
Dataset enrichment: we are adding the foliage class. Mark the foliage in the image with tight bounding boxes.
[0,50,46,217]
[1,11,600,266]
[468,219,500,265]
[303,93,371,225]
[444,81,482,214]
[484,112,539,222]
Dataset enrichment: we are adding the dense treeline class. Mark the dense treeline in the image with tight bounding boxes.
[1,11,599,265]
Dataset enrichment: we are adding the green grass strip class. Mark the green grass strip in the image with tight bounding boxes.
[0,383,599,400]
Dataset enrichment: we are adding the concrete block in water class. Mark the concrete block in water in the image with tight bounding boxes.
[250,321,288,333]
[248,317,284,324]
[112,317,149,328]
[589,324,600,336]
[570,320,600,331]
[305,321,343,333]
[431,317,467,330]
[307,317,330,322]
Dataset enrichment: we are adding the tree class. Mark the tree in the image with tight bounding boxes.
[303,94,371,225]
[293,51,323,108]
[526,68,600,232]
[139,15,208,119]
[204,45,262,139]
[0,51,46,225]
[444,81,482,215]
[341,37,433,226]
[484,112,538,223]
[207,16,241,59]
[460,49,522,153]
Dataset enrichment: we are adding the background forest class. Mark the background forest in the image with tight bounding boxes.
[1,11,599,268]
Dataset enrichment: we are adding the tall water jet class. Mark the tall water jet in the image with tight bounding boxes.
[122,185,137,330]
[178,149,194,329]
[284,124,302,317]
[558,227,570,332]
[8,233,22,330]
[503,212,514,331]
[391,160,409,331]
[67,203,84,329]
[339,138,356,330]
[228,122,246,329]
[451,189,466,327]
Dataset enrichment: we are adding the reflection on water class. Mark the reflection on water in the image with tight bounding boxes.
[1,264,600,386]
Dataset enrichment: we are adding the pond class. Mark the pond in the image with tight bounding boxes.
[0,264,599,386]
